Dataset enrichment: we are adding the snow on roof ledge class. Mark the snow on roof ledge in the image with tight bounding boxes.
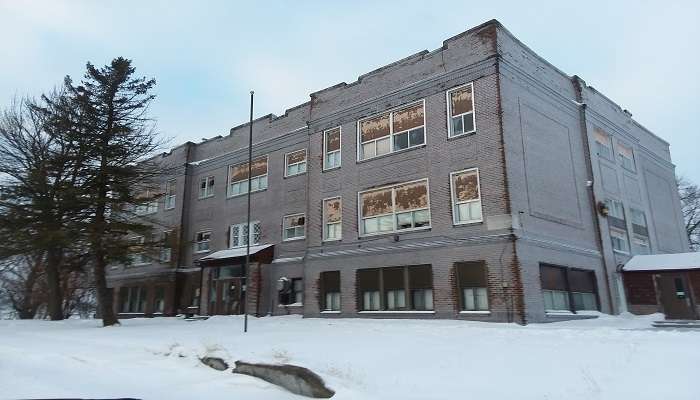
[623,252,700,272]
[200,244,273,261]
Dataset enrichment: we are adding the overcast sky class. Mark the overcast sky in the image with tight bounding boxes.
[1,0,698,182]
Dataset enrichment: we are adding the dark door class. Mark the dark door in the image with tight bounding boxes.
[214,278,242,315]
[656,273,697,320]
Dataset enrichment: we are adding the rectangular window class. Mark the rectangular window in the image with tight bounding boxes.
[633,235,651,255]
[446,83,476,137]
[164,179,176,210]
[617,142,635,171]
[358,101,425,160]
[320,271,341,311]
[357,265,433,311]
[160,231,173,263]
[195,230,211,253]
[456,262,489,311]
[283,213,305,241]
[630,208,647,227]
[154,286,165,314]
[540,265,598,312]
[323,197,342,241]
[593,128,613,159]
[359,179,430,236]
[284,149,307,177]
[198,176,215,199]
[228,156,268,197]
[120,286,147,313]
[605,199,625,220]
[229,221,261,248]
[323,127,341,170]
[450,168,483,224]
[292,278,303,304]
[610,228,630,254]
[135,189,158,215]
[128,236,149,266]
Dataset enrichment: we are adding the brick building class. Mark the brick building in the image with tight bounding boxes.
[107,20,689,323]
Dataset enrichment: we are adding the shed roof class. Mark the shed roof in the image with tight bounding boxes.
[622,252,700,272]
[199,244,273,262]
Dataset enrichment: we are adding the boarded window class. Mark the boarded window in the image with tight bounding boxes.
[540,265,567,291]
[325,127,341,152]
[455,262,488,311]
[230,156,268,182]
[323,197,342,241]
[325,198,342,223]
[321,271,341,311]
[594,129,610,146]
[360,114,390,142]
[357,268,380,311]
[357,265,433,311]
[409,265,433,311]
[451,169,482,224]
[394,181,428,212]
[568,270,596,293]
[454,171,479,201]
[540,264,598,311]
[286,149,306,164]
[361,188,393,217]
[450,86,474,117]
[392,103,424,132]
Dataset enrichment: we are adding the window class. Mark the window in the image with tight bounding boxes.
[135,189,158,215]
[160,231,173,263]
[164,179,176,210]
[195,230,211,253]
[605,199,625,220]
[229,221,261,248]
[617,142,635,171]
[280,278,303,305]
[128,236,149,266]
[359,179,430,236]
[120,286,147,313]
[228,156,268,197]
[633,235,650,255]
[199,176,215,199]
[630,208,647,228]
[323,197,342,241]
[455,262,489,312]
[154,286,165,314]
[283,214,305,241]
[610,228,629,254]
[320,271,341,311]
[323,127,341,170]
[540,265,598,312]
[358,101,425,160]
[284,149,307,177]
[450,169,483,224]
[593,128,613,159]
[357,265,433,311]
[446,83,476,137]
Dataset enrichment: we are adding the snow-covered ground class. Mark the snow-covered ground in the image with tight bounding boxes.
[0,313,697,399]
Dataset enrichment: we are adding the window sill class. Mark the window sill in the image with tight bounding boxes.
[279,303,303,308]
[197,195,215,200]
[322,238,342,244]
[453,219,484,227]
[283,172,307,179]
[322,166,341,173]
[612,250,630,256]
[320,310,341,314]
[459,310,490,315]
[194,250,211,254]
[283,237,305,242]
[358,310,435,314]
[358,226,431,239]
[447,130,476,141]
[545,310,574,315]
[227,188,267,199]
[356,143,426,164]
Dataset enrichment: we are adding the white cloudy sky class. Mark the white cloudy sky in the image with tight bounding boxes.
[1,0,698,182]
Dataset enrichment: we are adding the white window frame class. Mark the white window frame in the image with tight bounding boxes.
[632,234,651,255]
[446,82,477,138]
[610,228,630,254]
[129,236,149,266]
[198,176,215,199]
[593,129,613,160]
[283,213,306,241]
[356,178,431,237]
[323,126,342,171]
[229,221,261,248]
[160,230,172,263]
[227,155,269,198]
[630,208,647,228]
[284,149,307,178]
[605,199,625,220]
[356,99,426,162]
[449,168,483,225]
[616,141,636,171]
[322,196,342,242]
[164,179,176,210]
[194,230,212,254]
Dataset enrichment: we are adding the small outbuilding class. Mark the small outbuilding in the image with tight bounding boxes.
[622,252,700,320]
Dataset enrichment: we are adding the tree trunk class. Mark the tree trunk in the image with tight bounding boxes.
[94,247,118,326]
[18,265,40,319]
[45,248,64,320]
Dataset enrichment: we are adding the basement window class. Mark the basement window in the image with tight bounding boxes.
[450,168,483,224]
[357,265,433,311]
[323,127,342,170]
[284,149,307,177]
[359,179,430,236]
[120,286,147,313]
[227,156,268,197]
[320,271,341,311]
[323,197,342,241]
[455,261,489,312]
[357,101,425,161]
[446,83,476,137]
[540,264,598,312]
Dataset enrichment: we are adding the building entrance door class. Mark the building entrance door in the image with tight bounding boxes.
[656,273,697,320]
[214,278,242,315]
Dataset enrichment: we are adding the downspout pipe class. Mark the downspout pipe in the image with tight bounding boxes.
[571,75,616,314]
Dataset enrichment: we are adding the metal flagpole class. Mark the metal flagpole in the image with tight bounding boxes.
[243,90,254,333]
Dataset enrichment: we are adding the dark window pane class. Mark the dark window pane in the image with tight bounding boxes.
[456,261,487,287]
[357,269,380,291]
[540,265,567,291]
[451,116,463,134]
[383,267,405,291]
[393,131,409,150]
[409,127,425,146]
[462,113,474,133]
[568,270,596,293]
